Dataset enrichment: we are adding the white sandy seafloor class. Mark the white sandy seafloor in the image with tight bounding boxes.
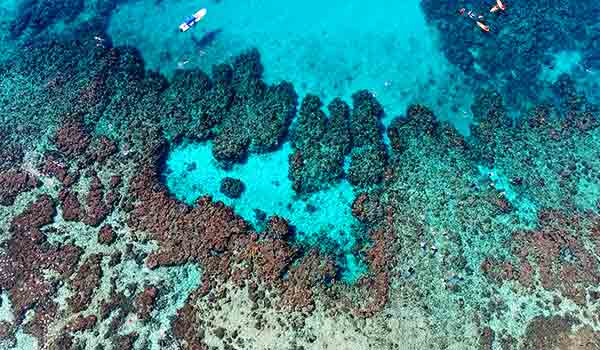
[107,0,475,134]
[539,50,600,104]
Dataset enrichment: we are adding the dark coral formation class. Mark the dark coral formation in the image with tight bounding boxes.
[482,210,600,305]
[0,195,82,341]
[351,192,385,225]
[0,169,38,206]
[347,144,387,188]
[421,0,600,107]
[289,90,388,193]
[289,95,351,193]
[54,118,91,158]
[388,104,466,155]
[280,249,336,312]
[129,168,250,270]
[135,286,158,321]
[171,302,207,350]
[159,69,217,140]
[242,218,299,285]
[98,223,116,245]
[220,177,245,199]
[468,90,513,163]
[521,315,600,350]
[82,174,114,226]
[47,117,120,228]
[346,91,388,188]
[353,218,396,317]
[158,49,297,167]
[211,49,297,166]
[59,189,83,221]
[68,253,103,313]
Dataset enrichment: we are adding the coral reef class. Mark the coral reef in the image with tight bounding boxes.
[346,91,388,188]
[220,177,245,199]
[0,195,82,341]
[421,0,600,107]
[212,49,297,166]
[289,90,389,192]
[482,209,600,305]
[134,286,158,322]
[521,315,600,350]
[1,11,600,348]
[159,69,216,140]
[54,118,91,158]
[98,223,116,244]
[289,95,351,193]
[68,253,103,313]
[0,169,38,206]
[347,144,387,188]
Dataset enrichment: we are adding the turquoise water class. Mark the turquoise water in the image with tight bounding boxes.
[107,0,475,134]
[119,0,479,280]
[162,140,366,281]
[2,0,600,348]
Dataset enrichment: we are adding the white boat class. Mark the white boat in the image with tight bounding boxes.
[179,8,207,32]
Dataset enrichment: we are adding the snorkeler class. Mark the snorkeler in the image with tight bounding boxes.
[458,1,505,33]
[458,7,490,32]
[490,0,506,13]
[458,8,480,19]
[94,36,105,48]
[179,8,207,32]
[476,21,490,32]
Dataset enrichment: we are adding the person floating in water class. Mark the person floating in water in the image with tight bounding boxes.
[476,21,490,32]
[179,8,207,32]
[490,0,507,13]
[458,0,506,33]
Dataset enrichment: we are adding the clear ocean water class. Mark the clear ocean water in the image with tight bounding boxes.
[107,0,475,133]
[1,0,599,348]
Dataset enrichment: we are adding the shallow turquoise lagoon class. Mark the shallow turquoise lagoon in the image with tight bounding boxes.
[108,0,475,134]
[162,141,366,281]
[137,0,478,282]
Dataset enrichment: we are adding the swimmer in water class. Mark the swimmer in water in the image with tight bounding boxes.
[458,6,492,32]
[94,36,105,47]
[177,60,190,69]
[477,21,491,32]
[490,0,507,13]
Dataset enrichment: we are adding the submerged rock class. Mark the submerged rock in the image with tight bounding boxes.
[98,224,116,245]
[212,49,298,166]
[289,95,350,194]
[220,177,245,198]
[0,169,39,206]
